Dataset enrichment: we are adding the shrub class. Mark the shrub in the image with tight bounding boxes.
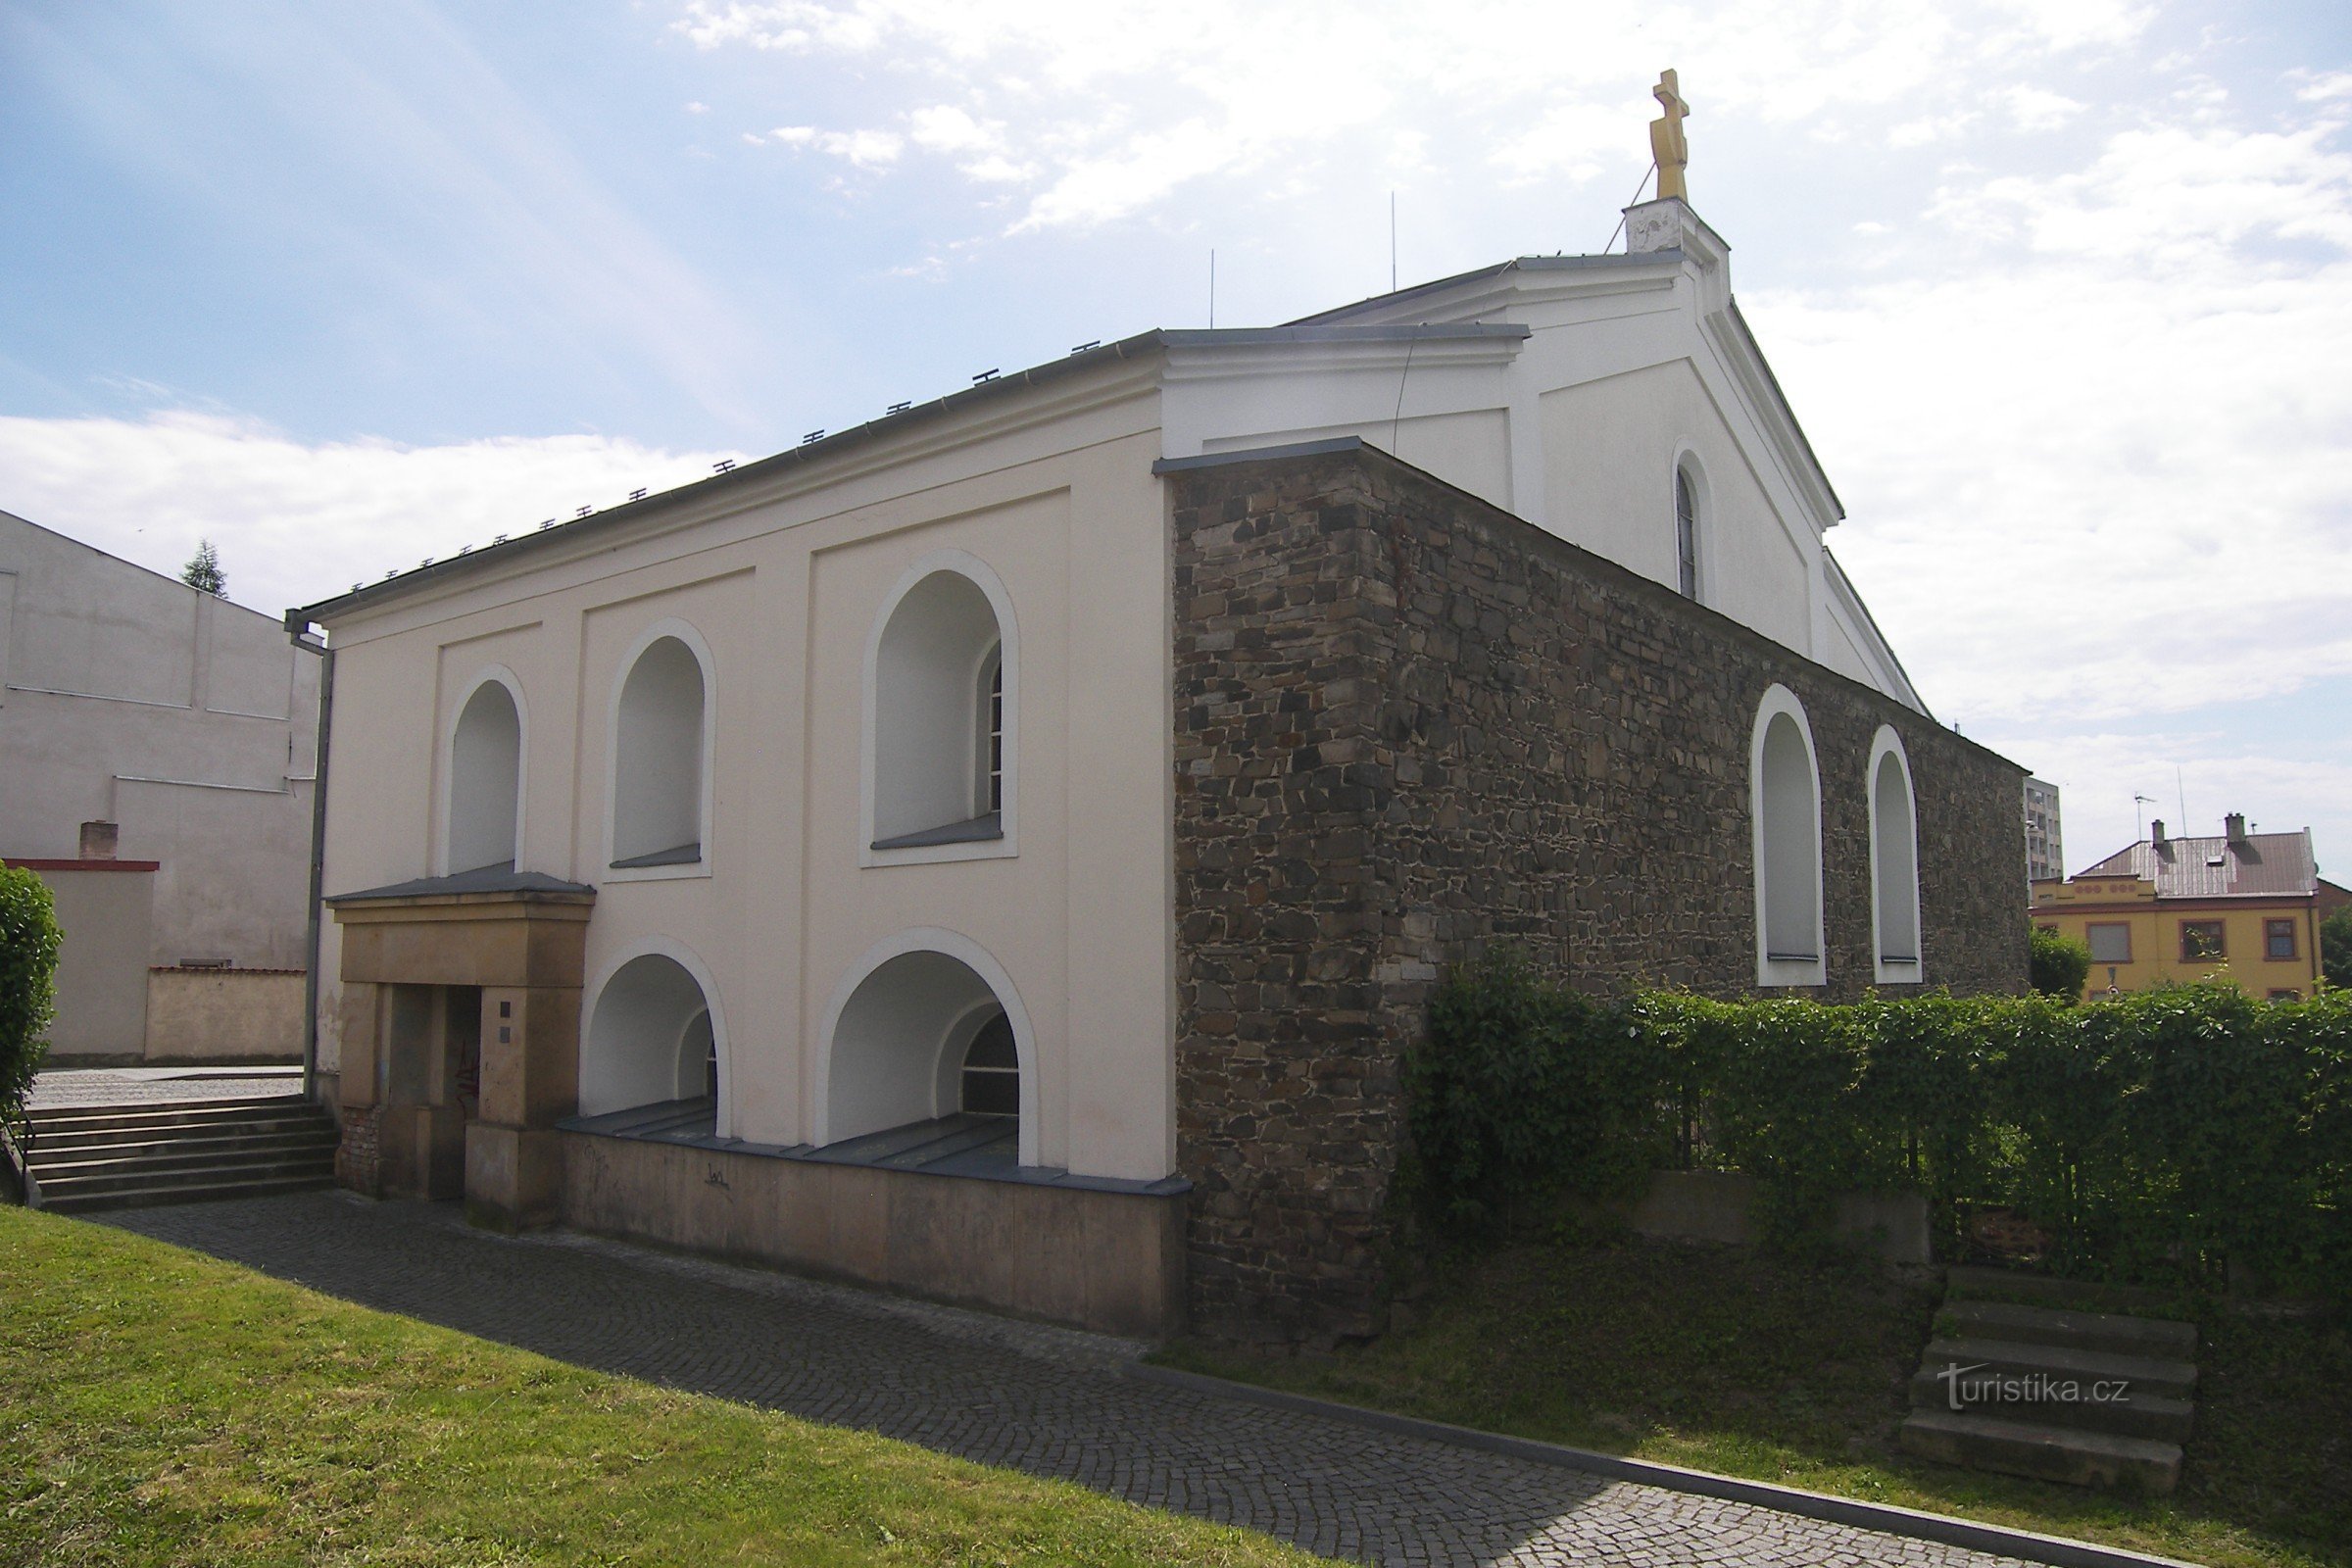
[2028,924,2091,1002]
[1406,961,2351,1298]
[2323,907,2352,990]
[1404,948,1663,1231]
[0,866,63,1134]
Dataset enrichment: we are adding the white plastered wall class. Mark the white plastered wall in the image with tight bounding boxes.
[312,389,1175,1183]
[1539,361,1809,651]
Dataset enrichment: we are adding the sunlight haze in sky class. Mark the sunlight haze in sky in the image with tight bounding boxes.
[2,0,2346,873]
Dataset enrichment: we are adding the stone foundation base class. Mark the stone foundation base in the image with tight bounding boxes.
[561,1131,1188,1339]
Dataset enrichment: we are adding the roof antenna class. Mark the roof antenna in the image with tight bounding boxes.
[1208,249,1215,329]
[2177,765,2189,834]
[1390,190,1397,293]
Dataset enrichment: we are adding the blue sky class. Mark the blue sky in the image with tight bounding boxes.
[3,0,2347,875]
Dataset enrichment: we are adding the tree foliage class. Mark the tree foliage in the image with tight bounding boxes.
[2028,923,2091,1002]
[2324,907,2352,991]
[0,867,63,1133]
[1407,953,2352,1298]
[180,539,226,597]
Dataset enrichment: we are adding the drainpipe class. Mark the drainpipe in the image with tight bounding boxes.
[287,616,334,1104]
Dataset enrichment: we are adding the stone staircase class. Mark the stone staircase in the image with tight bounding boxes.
[21,1095,339,1214]
[1899,1266,2198,1494]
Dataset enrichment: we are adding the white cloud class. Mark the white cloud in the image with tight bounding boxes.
[678,0,2157,232]
[757,123,903,165]
[1755,101,2352,761]
[2003,85,2084,131]
[1889,112,1981,148]
[0,412,743,620]
[685,99,711,114]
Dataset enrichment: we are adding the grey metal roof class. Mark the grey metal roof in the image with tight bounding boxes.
[2079,830,2318,900]
[325,864,596,904]
[285,321,1527,632]
[1285,251,1678,326]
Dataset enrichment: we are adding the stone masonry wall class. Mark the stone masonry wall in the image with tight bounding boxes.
[1168,442,2027,1344]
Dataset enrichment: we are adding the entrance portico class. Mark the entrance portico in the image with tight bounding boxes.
[325,867,594,1228]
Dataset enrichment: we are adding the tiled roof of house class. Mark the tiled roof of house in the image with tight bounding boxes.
[2080,829,2318,900]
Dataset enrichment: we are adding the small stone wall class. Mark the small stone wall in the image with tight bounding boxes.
[144,967,306,1062]
[1168,443,2028,1343]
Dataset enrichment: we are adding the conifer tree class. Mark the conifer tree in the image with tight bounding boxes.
[180,538,226,597]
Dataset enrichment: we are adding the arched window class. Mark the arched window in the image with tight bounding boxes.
[959,1011,1018,1115]
[445,673,522,874]
[580,950,725,1124]
[610,629,709,870]
[1868,727,1923,983]
[1751,684,1825,987]
[817,931,1037,1166]
[865,554,1018,861]
[1675,465,1700,600]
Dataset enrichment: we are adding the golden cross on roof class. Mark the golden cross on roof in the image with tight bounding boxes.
[1649,69,1690,202]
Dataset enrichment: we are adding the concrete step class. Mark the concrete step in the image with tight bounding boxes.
[36,1171,336,1215]
[33,1152,334,1201]
[28,1112,333,1151]
[1943,1264,2183,1316]
[1939,1298,2197,1361]
[1899,1408,2180,1494]
[1908,1367,2195,1444]
[27,1128,336,1165]
[28,1134,338,1181]
[26,1095,314,1136]
[1921,1336,2198,1403]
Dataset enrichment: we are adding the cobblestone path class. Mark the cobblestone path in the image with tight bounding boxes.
[29,1066,303,1108]
[102,1193,2027,1568]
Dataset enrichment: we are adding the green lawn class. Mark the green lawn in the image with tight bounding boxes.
[1157,1231,2352,1568]
[0,1205,1328,1568]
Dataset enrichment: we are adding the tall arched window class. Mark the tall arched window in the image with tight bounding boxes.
[864,552,1018,863]
[445,672,522,874]
[1751,684,1825,987]
[1675,465,1700,600]
[1868,727,1923,983]
[610,628,710,871]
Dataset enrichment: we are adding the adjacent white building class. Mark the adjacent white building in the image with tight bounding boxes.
[1,510,322,1060]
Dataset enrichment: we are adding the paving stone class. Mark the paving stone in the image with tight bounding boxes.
[99,1192,2034,1568]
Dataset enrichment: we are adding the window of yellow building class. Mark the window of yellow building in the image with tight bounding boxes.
[2265,918,2298,960]
[2180,920,2226,961]
[2086,922,2132,963]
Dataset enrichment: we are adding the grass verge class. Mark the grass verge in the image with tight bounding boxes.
[1155,1231,2350,1568]
[0,1204,1328,1567]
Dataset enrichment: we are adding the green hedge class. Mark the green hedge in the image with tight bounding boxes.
[1405,949,2352,1298]
[0,866,63,1134]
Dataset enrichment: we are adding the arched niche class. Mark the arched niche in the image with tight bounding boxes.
[1868,726,1924,984]
[1751,684,1826,987]
[579,949,727,1122]
[863,552,1018,862]
[445,670,523,874]
[610,626,710,870]
[815,929,1037,1164]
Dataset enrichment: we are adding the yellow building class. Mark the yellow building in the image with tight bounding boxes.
[2032,814,2325,1001]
